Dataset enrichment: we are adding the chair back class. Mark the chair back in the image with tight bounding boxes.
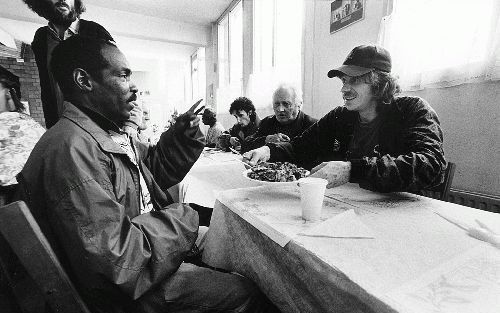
[0,201,91,313]
[422,162,456,201]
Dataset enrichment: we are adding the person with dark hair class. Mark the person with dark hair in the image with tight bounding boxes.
[244,45,446,193]
[19,36,277,313]
[23,0,114,128]
[227,96,260,150]
[241,84,317,153]
[0,66,45,187]
[202,107,225,148]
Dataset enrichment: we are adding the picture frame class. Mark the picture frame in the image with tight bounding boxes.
[330,0,365,34]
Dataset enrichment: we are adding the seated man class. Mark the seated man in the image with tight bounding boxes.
[18,36,277,313]
[241,84,317,153]
[201,107,225,148]
[244,45,446,193]
[227,96,260,150]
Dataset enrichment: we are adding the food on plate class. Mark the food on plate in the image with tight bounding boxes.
[247,162,308,182]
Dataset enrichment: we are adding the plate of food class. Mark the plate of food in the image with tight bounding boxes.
[243,162,309,186]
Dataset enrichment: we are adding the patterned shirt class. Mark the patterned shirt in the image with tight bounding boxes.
[109,130,153,214]
[0,112,45,186]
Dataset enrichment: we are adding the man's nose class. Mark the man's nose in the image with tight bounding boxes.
[276,104,285,112]
[341,84,350,93]
[130,81,138,93]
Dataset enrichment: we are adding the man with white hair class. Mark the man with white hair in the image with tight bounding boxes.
[241,84,317,153]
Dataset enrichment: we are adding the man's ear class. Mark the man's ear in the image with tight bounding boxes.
[73,68,93,91]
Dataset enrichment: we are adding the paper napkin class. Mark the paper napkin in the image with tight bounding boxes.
[299,209,375,238]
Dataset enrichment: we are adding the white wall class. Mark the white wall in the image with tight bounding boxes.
[303,0,386,117]
[1,0,209,129]
[304,0,500,196]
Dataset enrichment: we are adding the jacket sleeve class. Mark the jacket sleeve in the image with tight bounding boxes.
[54,179,198,300]
[268,110,339,169]
[240,117,270,153]
[351,98,446,192]
[137,116,205,190]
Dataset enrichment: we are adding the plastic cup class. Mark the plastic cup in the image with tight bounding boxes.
[298,177,328,221]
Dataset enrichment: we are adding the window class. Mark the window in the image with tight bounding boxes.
[191,48,206,102]
[216,1,243,112]
[378,0,500,90]
[249,0,303,108]
[217,1,243,90]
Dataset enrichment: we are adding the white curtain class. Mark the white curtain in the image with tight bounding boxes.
[378,0,500,91]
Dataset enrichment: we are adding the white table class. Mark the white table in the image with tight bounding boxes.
[202,183,500,313]
[176,149,261,207]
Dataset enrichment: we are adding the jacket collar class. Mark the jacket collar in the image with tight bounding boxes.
[48,18,80,40]
[61,101,126,154]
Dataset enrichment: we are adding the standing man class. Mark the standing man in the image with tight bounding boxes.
[244,45,446,193]
[23,0,114,128]
[241,84,317,153]
[19,36,277,313]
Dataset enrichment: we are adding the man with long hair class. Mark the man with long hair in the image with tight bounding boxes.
[227,96,260,150]
[22,0,114,128]
[244,45,446,193]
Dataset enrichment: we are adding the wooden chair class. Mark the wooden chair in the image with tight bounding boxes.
[421,162,456,201]
[0,201,91,313]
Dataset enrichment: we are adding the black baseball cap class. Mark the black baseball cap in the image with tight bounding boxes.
[327,45,392,78]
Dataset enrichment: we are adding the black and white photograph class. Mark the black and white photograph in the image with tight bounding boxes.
[0,0,499,313]
[330,0,365,34]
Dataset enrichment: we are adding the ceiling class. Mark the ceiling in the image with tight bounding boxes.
[1,0,235,63]
[84,0,233,26]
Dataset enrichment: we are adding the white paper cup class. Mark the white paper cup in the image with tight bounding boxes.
[298,177,328,221]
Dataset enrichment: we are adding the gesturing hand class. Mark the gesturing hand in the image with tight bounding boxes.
[174,99,204,132]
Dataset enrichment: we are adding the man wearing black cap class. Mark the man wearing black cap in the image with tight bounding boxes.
[244,45,446,193]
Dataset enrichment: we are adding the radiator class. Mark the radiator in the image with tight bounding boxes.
[446,189,500,213]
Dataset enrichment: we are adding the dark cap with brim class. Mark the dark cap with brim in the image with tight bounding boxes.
[327,45,392,78]
[327,65,374,78]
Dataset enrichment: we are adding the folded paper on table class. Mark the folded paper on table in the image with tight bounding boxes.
[434,210,500,249]
[298,209,375,238]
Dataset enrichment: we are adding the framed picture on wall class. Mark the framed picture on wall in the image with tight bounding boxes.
[330,0,365,34]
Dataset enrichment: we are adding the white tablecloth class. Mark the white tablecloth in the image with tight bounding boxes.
[177,149,261,207]
[203,183,500,313]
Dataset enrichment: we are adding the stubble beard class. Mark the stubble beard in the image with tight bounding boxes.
[49,6,77,27]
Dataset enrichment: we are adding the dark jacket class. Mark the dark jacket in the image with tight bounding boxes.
[269,96,446,193]
[241,110,317,153]
[31,20,114,128]
[18,102,204,312]
[228,115,261,142]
